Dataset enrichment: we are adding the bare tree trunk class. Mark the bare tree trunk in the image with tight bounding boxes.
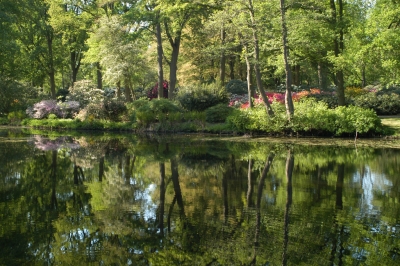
[280,0,294,118]
[242,44,254,108]
[331,0,345,106]
[96,62,103,90]
[247,0,274,116]
[46,30,56,99]
[156,13,164,99]
[318,62,328,90]
[220,27,226,86]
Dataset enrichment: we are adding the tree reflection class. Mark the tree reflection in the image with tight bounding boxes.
[1,134,400,265]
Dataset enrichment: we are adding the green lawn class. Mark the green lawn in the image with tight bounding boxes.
[380,116,400,136]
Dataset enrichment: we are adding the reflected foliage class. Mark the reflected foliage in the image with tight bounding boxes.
[1,131,400,265]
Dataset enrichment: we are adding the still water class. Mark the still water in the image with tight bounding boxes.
[0,128,400,265]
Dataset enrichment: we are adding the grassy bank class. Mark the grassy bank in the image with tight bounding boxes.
[380,116,400,136]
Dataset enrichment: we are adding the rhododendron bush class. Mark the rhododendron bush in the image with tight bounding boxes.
[229,89,328,109]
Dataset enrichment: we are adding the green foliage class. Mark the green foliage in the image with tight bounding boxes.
[353,92,400,115]
[291,98,336,135]
[227,98,383,136]
[176,83,229,111]
[103,100,127,121]
[22,118,131,131]
[334,105,382,136]
[7,111,26,125]
[0,79,35,114]
[225,80,248,95]
[204,104,233,123]
[0,117,8,125]
[227,102,287,133]
[133,99,182,126]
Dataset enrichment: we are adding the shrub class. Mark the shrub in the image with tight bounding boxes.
[7,111,26,125]
[26,100,61,119]
[345,86,368,98]
[58,101,80,118]
[103,100,127,121]
[147,80,168,99]
[0,79,36,114]
[353,93,400,115]
[75,102,105,121]
[226,102,287,133]
[205,104,234,123]
[176,83,229,111]
[290,98,336,135]
[334,105,382,136]
[134,99,182,126]
[66,80,104,107]
[225,80,248,95]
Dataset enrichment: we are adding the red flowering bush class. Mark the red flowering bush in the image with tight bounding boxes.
[147,80,168,99]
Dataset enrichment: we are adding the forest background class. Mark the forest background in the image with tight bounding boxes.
[1,0,400,136]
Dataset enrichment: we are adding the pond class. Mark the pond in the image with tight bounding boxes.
[1,128,400,265]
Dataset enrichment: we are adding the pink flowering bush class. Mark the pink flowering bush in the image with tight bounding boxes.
[26,100,80,119]
[26,100,61,119]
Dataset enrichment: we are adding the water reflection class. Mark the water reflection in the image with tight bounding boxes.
[0,132,400,265]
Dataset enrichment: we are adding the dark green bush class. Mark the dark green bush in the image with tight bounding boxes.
[225,80,248,95]
[134,99,182,125]
[0,79,35,115]
[205,104,234,123]
[353,93,400,115]
[176,83,229,111]
[103,100,127,121]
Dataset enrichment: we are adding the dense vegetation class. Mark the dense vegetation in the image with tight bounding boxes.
[1,0,399,137]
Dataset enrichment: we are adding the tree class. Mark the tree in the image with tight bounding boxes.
[280,0,294,118]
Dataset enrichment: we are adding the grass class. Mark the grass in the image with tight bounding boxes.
[380,116,400,136]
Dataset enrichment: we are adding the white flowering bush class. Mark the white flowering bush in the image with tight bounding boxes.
[66,80,104,107]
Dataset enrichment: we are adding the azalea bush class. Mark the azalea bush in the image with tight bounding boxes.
[26,100,80,119]
[147,80,168,99]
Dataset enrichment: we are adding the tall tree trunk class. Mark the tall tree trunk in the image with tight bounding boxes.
[70,50,80,84]
[124,79,133,102]
[116,81,121,99]
[156,13,164,99]
[96,62,103,90]
[245,54,253,108]
[46,30,56,99]
[229,55,235,80]
[220,27,226,86]
[164,19,182,100]
[280,0,294,118]
[318,62,328,90]
[247,0,274,116]
[331,0,345,106]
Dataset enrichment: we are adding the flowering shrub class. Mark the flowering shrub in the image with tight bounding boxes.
[345,87,368,98]
[26,100,61,119]
[26,100,80,119]
[58,101,80,118]
[66,80,104,107]
[230,91,319,109]
[147,80,168,99]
